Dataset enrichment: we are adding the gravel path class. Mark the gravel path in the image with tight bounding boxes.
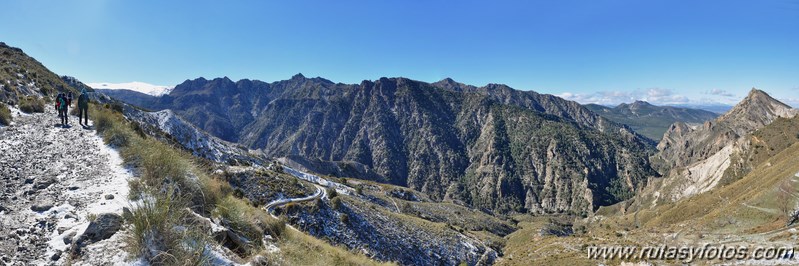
[0,106,133,265]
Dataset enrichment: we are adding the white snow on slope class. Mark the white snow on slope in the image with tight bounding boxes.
[282,166,354,196]
[87,81,173,96]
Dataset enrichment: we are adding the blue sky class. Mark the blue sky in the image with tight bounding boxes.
[1,0,798,106]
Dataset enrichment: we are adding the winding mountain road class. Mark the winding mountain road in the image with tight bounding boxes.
[263,165,357,214]
[264,184,325,214]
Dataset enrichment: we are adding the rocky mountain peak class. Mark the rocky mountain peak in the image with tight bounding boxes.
[719,88,797,126]
[431,78,476,92]
[291,73,306,80]
[656,88,797,172]
[629,100,653,109]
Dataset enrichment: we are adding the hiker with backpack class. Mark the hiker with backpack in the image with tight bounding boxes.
[56,93,69,127]
[77,89,89,127]
[55,93,63,121]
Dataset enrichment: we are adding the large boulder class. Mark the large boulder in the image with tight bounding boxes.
[30,200,54,212]
[70,213,123,257]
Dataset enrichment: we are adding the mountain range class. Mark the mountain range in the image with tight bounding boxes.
[585,101,719,140]
[104,74,659,215]
[5,39,799,265]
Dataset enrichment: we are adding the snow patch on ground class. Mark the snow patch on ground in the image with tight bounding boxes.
[283,166,354,195]
[44,135,136,263]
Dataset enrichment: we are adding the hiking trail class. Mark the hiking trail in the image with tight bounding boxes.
[0,105,136,265]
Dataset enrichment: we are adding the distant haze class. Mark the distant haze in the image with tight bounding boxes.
[87,82,173,96]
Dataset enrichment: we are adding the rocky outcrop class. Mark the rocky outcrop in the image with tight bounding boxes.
[656,89,797,170]
[650,89,798,201]
[286,196,498,266]
[122,106,265,166]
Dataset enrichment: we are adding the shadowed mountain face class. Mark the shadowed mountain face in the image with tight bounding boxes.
[108,74,658,214]
[585,101,719,140]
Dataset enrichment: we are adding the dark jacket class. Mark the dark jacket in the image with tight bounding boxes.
[78,93,89,109]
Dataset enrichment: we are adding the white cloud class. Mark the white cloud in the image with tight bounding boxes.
[557,88,691,106]
[87,81,173,96]
[779,98,799,108]
[704,88,734,97]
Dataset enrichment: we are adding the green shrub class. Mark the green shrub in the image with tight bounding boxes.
[19,96,44,113]
[93,106,116,133]
[197,174,231,213]
[124,137,189,187]
[0,103,11,126]
[330,197,342,210]
[103,124,134,148]
[262,215,287,240]
[214,196,264,253]
[126,188,207,265]
[128,179,144,201]
[213,195,280,254]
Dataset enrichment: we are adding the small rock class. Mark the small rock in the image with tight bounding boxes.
[33,178,55,189]
[67,186,79,191]
[104,194,114,200]
[24,178,34,184]
[31,202,54,212]
[51,250,62,261]
[57,227,68,235]
[63,232,76,245]
[122,207,132,220]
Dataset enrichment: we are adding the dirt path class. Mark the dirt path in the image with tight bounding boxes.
[0,106,134,265]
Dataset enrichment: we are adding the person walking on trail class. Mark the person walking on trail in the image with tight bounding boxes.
[57,93,69,127]
[77,89,89,127]
[55,93,63,123]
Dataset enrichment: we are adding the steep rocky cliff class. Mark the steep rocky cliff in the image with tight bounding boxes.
[646,89,798,202]
[108,75,658,214]
[656,89,797,170]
